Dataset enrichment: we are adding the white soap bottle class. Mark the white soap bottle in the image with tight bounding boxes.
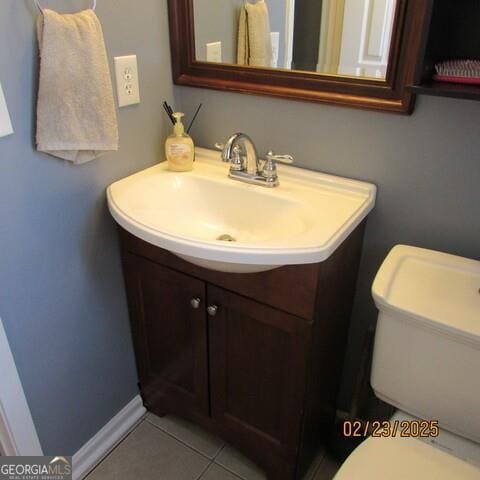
[165,112,194,172]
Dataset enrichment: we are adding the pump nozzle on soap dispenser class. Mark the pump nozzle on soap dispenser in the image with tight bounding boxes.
[165,112,195,172]
[173,112,184,131]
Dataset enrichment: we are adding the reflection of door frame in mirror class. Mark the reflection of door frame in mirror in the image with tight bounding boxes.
[284,0,295,69]
[168,0,431,114]
[317,0,346,74]
[339,0,397,78]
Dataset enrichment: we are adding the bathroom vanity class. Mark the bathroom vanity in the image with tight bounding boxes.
[108,149,376,479]
[118,223,364,480]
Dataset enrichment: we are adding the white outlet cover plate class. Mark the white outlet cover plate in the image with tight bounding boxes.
[0,82,14,138]
[206,42,222,63]
[114,55,141,107]
[271,32,280,68]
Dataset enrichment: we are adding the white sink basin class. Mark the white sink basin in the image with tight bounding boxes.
[107,148,376,273]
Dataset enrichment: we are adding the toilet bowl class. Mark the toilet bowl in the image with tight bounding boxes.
[334,245,480,479]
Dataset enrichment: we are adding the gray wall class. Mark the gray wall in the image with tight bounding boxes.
[178,87,480,409]
[0,0,176,455]
[194,0,244,63]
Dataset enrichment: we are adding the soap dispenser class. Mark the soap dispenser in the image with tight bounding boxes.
[165,112,195,172]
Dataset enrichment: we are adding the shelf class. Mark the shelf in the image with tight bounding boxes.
[408,81,480,101]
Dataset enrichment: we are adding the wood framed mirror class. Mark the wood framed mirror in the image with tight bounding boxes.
[168,0,430,114]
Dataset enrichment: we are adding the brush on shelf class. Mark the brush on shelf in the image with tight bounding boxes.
[433,60,480,85]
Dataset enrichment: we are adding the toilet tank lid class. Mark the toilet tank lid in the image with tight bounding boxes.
[372,245,480,345]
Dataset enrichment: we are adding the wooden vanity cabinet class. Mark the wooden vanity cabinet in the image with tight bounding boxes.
[119,222,365,480]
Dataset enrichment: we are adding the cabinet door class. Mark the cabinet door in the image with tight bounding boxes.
[123,254,208,415]
[207,285,311,456]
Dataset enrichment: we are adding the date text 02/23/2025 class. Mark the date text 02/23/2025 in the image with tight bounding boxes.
[343,420,440,438]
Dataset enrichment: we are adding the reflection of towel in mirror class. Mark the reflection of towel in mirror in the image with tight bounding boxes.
[36,9,118,164]
[237,0,273,68]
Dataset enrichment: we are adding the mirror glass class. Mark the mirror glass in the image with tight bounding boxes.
[193,0,398,80]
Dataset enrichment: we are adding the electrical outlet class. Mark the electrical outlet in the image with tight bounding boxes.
[271,32,280,68]
[114,55,141,107]
[0,82,13,138]
[206,42,222,63]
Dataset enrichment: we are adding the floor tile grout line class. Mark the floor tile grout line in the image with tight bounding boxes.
[213,444,268,480]
[195,459,215,480]
[144,415,225,462]
[83,416,146,478]
[202,461,247,480]
[212,460,252,480]
[212,443,226,461]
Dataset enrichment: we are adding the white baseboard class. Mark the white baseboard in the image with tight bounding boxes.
[0,316,43,456]
[73,395,146,480]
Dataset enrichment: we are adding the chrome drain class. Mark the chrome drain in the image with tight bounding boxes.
[217,234,236,242]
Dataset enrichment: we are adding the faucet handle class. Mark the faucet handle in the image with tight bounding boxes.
[214,142,244,168]
[262,150,294,182]
[265,151,294,165]
[230,145,245,171]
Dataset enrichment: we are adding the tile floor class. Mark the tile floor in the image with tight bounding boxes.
[86,413,340,480]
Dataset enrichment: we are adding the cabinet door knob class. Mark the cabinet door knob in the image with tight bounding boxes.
[190,297,201,309]
[207,305,219,317]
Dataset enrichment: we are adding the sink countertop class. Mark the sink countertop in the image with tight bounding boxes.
[107,147,376,273]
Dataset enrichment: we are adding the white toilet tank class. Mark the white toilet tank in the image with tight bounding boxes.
[370,245,480,443]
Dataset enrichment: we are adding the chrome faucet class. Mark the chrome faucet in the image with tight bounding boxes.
[215,133,293,187]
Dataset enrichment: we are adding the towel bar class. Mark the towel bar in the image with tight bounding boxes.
[34,0,97,12]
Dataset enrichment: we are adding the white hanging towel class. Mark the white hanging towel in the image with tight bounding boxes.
[36,9,118,164]
[237,0,273,68]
